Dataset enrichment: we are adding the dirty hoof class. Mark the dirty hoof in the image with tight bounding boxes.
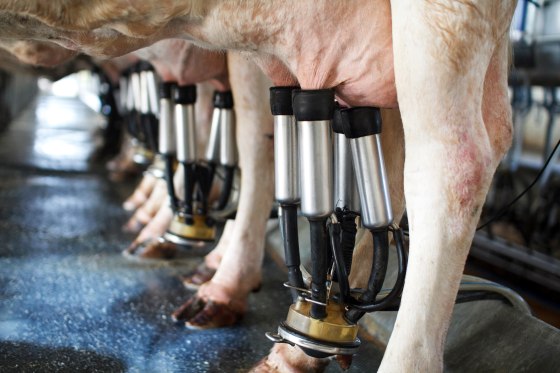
[185,300,242,329]
[180,263,217,290]
[250,344,330,373]
[334,354,353,371]
[123,238,178,260]
[123,199,140,212]
[171,296,206,322]
[248,356,273,373]
[171,296,243,329]
[122,217,144,234]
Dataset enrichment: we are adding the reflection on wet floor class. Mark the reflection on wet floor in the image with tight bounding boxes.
[0,93,383,372]
[0,94,103,172]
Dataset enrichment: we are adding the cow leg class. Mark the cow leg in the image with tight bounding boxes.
[123,178,168,233]
[172,53,274,328]
[379,2,514,372]
[180,219,235,289]
[123,203,175,259]
[124,164,185,258]
[123,173,158,211]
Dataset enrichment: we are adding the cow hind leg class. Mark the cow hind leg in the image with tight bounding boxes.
[379,2,514,372]
[171,53,274,329]
[180,220,235,290]
[122,178,168,232]
[122,173,158,211]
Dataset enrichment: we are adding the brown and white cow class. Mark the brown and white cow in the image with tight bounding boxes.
[0,1,517,371]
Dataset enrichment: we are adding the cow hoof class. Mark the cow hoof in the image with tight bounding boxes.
[248,356,279,373]
[249,356,282,373]
[123,200,139,212]
[334,354,353,371]
[123,238,178,260]
[171,295,206,322]
[171,295,243,329]
[122,218,144,233]
[249,343,330,373]
[185,300,242,329]
[181,263,261,292]
[181,263,217,290]
[249,355,328,373]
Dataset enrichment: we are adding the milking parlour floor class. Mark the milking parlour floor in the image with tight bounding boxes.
[0,92,384,372]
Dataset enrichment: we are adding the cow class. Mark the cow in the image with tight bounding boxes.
[0,1,517,371]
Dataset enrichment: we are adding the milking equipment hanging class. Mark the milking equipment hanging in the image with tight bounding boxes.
[159,85,239,246]
[123,62,160,166]
[266,87,408,358]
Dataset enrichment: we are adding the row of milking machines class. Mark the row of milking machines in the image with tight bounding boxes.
[116,61,239,246]
[108,60,409,355]
[108,63,529,358]
[113,62,410,354]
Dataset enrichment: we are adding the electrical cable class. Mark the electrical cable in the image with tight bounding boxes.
[477,137,560,230]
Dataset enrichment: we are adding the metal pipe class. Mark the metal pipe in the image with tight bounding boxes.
[146,70,159,116]
[158,82,178,210]
[293,89,335,318]
[175,86,197,163]
[219,108,237,166]
[205,108,221,164]
[158,82,176,155]
[130,71,142,113]
[270,86,304,302]
[334,133,360,211]
[119,76,128,113]
[298,120,333,219]
[340,107,392,229]
[139,71,150,115]
[174,85,197,222]
[274,114,299,204]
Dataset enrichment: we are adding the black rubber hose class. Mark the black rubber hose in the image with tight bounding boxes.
[215,166,235,211]
[333,208,358,281]
[280,204,305,302]
[329,222,350,302]
[345,226,407,313]
[127,112,141,140]
[142,114,159,153]
[366,290,516,312]
[309,219,328,319]
[194,163,215,215]
[164,154,178,212]
[183,162,195,225]
[370,230,389,295]
[346,229,389,323]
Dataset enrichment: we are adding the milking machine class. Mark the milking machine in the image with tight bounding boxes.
[266,87,407,358]
[204,90,238,213]
[139,62,167,178]
[122,62,160,168]
[91,66,123,159]
[158,82,180,211]
[162,87,239,246]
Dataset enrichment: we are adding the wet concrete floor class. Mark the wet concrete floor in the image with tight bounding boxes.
[0,93,383,372]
